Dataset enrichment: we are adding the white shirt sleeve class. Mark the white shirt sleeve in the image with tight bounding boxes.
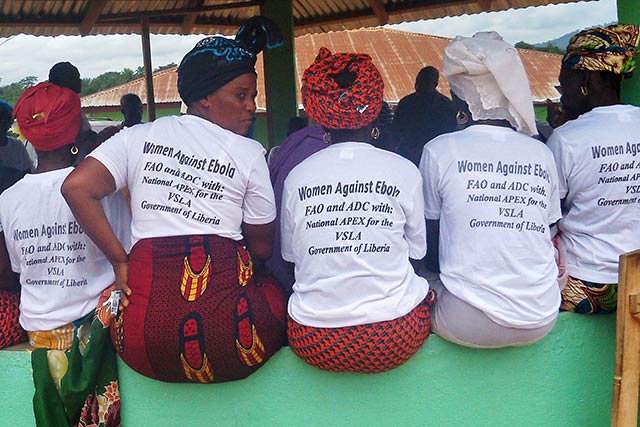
[88,132,129,191]
[546,132,569,199]
[242,152,276,225]
[419,145,442,220]
[280,179,294,263]
[545,149,562,224]
[403,171,427,259]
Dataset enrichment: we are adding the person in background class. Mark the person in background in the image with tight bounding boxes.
[61,17,287,383]
[420,32,561,348]
[98,93,145,142]
[392,65,457,165]
[372,100,394,151]
[287,116,308,136]
[48,61,92,137]
[120,93,144,128]
[267,124,324,295]
[0,101,26,348]
[0,100,33,179]
[49,61,82,94]
[282,47,434,373]
[547,24,640,314]
[0,82,130,426]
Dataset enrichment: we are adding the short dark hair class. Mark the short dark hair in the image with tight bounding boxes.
[49,62,81,93]
[415,66,439,92]
[120,93,142,108]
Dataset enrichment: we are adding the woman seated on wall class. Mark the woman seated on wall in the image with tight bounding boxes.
[546,24,640,314]
[0,82,130,426]
[62,17,287,383]
[282,47,435,373]
[420,32,562,348]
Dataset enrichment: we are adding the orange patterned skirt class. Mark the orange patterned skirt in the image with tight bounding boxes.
[0,289,26,349]
[112,234,287,383]
[288,290,436,373]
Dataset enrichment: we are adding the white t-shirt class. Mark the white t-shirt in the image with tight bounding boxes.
[420,125,561,328]
[90,115,276,247]
[547,105,640,283]
[282,142,429,328]
[0,167,131,331]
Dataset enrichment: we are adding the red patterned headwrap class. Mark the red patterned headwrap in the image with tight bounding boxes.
[301,47,384,130]
[13,82,82,152]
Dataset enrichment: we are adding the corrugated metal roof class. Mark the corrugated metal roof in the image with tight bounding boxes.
[81,27,561,110]
[0,0,593,37]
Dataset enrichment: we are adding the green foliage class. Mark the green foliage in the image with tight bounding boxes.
[515,41,564,55]
[0,76,38,106]
[0,63,177,104]
[155,62,177,72]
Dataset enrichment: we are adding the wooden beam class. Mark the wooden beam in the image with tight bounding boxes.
[99,1,260,22]
[296,0,476,30]
[477,0,493,11]
[296,0,486,31]
[181,0,205,35]
[79,0,107,35]
[141,18,156,122]
[367,0,389,25]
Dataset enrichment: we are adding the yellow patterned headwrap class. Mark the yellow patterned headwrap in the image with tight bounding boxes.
[562,24,640,79]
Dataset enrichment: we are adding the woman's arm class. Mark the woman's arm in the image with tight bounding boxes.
[0,232,18,290]
[425,219,440,273]
[61,158,131,305]
[242,221,275,262]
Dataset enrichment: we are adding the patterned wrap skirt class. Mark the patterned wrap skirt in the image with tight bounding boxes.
[288,290,436,374]
[112,234,287,383]
[0,289,26,349]
[561,276,617,314]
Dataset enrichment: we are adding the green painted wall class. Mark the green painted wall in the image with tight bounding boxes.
[0,313,619,427]
[619,0,640,106]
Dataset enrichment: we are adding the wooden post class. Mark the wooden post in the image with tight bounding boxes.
[611,250,640,426]
[260,0,298,148]
[141,17,156,121]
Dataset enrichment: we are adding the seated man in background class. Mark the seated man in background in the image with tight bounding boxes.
[392,66,457,166]
[98,93,144,142]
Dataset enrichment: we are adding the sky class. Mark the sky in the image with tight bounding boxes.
[0,0,618,86]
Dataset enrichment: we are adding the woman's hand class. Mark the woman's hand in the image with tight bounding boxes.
[112,261,131,309]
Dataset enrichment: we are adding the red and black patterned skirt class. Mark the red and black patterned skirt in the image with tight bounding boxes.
[0,289,26,349]
[112,234,287,383]
[288,290,436,373]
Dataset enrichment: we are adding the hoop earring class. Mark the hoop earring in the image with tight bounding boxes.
[581,86,589,96]
[323,132,332,144]
[70,145,79,155]
[456,111,468,125]
[370,126,380,140]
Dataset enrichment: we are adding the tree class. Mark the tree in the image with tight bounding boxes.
[515,41,564,55]
[155,62,177,72]
[0,76,39,106]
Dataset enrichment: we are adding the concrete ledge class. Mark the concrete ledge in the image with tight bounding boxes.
[0,313,617,427]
